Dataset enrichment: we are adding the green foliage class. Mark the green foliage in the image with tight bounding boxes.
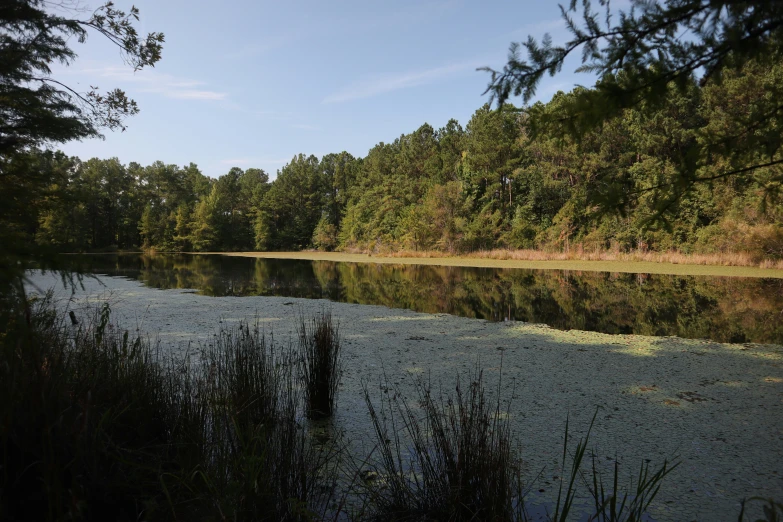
[483,1,783,212]
[14,52,783,264]
[255,154,324,250]
[0,1,163,289]
[0,1,163,155]
[190,193,219,252]
[312,215,339,251]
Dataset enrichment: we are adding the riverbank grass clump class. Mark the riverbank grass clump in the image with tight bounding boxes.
[360,370,523,521]
[298,310,343,419]
[358,370,685,522]
[4,291,780,521]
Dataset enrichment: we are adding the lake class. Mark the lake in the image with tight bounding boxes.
[60,253,783,345]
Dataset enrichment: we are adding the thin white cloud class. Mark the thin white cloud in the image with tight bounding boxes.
[324,61,479,104]
[352,0,459,31]
[226,33,298,60]
[255,111,294,121]
[63,65,228,102]
[159,89,227,101]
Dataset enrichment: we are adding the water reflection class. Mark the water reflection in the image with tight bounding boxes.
[64,254,783,344]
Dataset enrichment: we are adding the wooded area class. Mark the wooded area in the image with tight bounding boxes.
[17,56,782,261]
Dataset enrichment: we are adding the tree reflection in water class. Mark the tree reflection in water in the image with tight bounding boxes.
[63,253,783,344]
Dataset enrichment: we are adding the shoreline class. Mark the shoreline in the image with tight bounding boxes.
[60,250,783,278]
[211,251,783,279]
[26,271,783,521]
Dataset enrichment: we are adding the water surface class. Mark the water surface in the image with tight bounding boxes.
[63,253,783,344]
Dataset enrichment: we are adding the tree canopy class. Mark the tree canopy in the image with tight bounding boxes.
[1,0,164,154]
[3,0,782,276]
[0,0,163,292]
[483,1,783,215]
[22,60,783,264]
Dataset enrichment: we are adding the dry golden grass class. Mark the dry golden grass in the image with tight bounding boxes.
[217,250,783,279]
[333,246,783,269]
[342,247,774,266]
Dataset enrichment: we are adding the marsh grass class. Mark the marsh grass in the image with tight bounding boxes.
[0,296,170,521]
[0,295,342,521]
[370,248,783,270]
[2,293,774,521]
[359,369,524,521]
[738,497,783,522]
[164,322,343,521]
[548,412,677,522]
[225,251,783,279]
[359,371,680,522]
[588,454,678,522]
[298,311,342,419]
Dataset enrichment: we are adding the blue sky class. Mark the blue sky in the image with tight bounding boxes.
[56,0,591,179]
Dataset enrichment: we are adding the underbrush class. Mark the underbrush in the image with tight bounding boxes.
[0,294,341,521]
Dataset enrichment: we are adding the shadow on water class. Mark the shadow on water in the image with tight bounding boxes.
[63,253,783,344]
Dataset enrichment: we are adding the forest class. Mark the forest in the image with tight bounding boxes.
[16,57,783,262]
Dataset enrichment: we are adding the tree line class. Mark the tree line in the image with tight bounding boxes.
[22,57,782,260]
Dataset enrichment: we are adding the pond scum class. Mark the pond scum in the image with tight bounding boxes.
[1,295,781,521]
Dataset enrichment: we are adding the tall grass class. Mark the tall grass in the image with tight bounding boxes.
[359,369,524,521]
[547,412,677,522]
[0,294,342,521]
[165,322,343,521]
[738,497,783,522]
[357,247,783,269]
[3,293,776,521]
[359,370,680,522]
[298,311,342,419]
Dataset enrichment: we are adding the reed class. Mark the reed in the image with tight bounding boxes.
[737,497,783,522]
[2,293,774,521]
[548,411,677,522]
[298,311,343,419]
[360,369,523,521]
[359,371,679,522]
[0,295,342,521]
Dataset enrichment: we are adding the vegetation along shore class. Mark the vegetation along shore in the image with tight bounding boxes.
[213,251,783,279]
[2,0,782,521]
[12,271,783,521]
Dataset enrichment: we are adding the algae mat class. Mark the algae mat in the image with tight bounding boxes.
[29,272,783,521]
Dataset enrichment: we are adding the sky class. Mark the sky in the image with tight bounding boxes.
[55,0,594,179]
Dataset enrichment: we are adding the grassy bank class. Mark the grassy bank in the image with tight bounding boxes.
[213,251,783,279]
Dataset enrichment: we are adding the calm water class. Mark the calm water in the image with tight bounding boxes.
[63,253,783,344]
